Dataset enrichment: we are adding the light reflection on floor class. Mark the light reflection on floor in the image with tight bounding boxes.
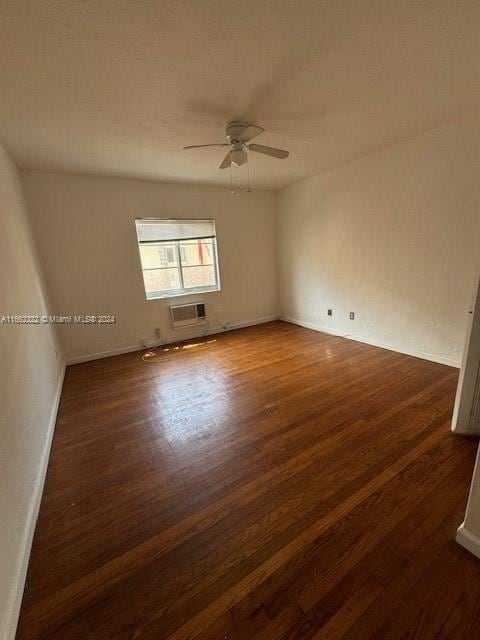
[162,338,217,352]
[143,338,230,446]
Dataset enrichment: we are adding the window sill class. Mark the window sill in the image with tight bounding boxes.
[146,287,220,301]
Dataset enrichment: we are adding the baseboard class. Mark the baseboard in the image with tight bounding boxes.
[281,316,461,368]
[2,363,66,640]
[66,315,280,365]
[450,423,480,436]
[225,315,280,331]
[456,523,480,560]
[67,343,147,365]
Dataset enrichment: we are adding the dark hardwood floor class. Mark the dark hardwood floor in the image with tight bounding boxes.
[16,320,480,639]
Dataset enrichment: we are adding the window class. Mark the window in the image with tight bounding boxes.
[135,219,220,300]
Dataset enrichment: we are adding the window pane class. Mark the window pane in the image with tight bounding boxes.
[139,243,178,269]
[179,239,214,267]
[182,265,216,289]
[143,268,181,297]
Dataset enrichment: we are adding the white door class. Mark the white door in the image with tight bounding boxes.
[452,273,480,434]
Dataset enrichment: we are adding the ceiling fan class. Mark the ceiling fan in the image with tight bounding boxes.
[183,121,289,169]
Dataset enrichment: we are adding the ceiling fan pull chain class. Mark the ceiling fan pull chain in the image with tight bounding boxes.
[247,154,251,193]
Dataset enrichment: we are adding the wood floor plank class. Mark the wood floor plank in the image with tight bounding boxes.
[140,430,452,640]
[39,410,460,640]
[291,452,473,640]
[15,321,479,640]
[310,576,384,640]
[29,367,450,610]
[369,541,480,640]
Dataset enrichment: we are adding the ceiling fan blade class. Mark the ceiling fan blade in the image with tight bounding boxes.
[219,151,232,169]
[248,143,289,159]
[183,144,230,150]
[238,124,265,143]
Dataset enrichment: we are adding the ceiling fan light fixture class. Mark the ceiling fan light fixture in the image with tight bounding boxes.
[230,148,247,166]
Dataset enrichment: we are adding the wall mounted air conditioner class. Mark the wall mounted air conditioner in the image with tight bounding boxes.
[170,302,207,329]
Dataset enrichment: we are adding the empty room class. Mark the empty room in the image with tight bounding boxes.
[3,1,480,638]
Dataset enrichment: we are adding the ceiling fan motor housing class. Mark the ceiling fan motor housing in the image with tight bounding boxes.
[226,121,251,143]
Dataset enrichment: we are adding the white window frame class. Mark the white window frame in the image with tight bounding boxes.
[135,218,221,300]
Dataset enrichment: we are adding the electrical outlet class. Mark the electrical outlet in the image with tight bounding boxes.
[155,327,162,339]
[327,309,333,316]
[349,312,355,320]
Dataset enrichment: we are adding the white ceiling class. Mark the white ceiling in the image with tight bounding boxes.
[1,0,480,190]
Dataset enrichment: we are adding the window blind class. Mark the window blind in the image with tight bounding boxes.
[136,219,215,243]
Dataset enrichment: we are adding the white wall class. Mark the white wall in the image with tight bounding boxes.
[0,145,64,639]
[21,172,279,362]
[277,115,480,367]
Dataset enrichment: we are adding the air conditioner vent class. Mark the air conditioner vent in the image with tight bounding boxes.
[170,303,207,329]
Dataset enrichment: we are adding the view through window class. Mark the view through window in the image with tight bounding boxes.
[135,219,220,299]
